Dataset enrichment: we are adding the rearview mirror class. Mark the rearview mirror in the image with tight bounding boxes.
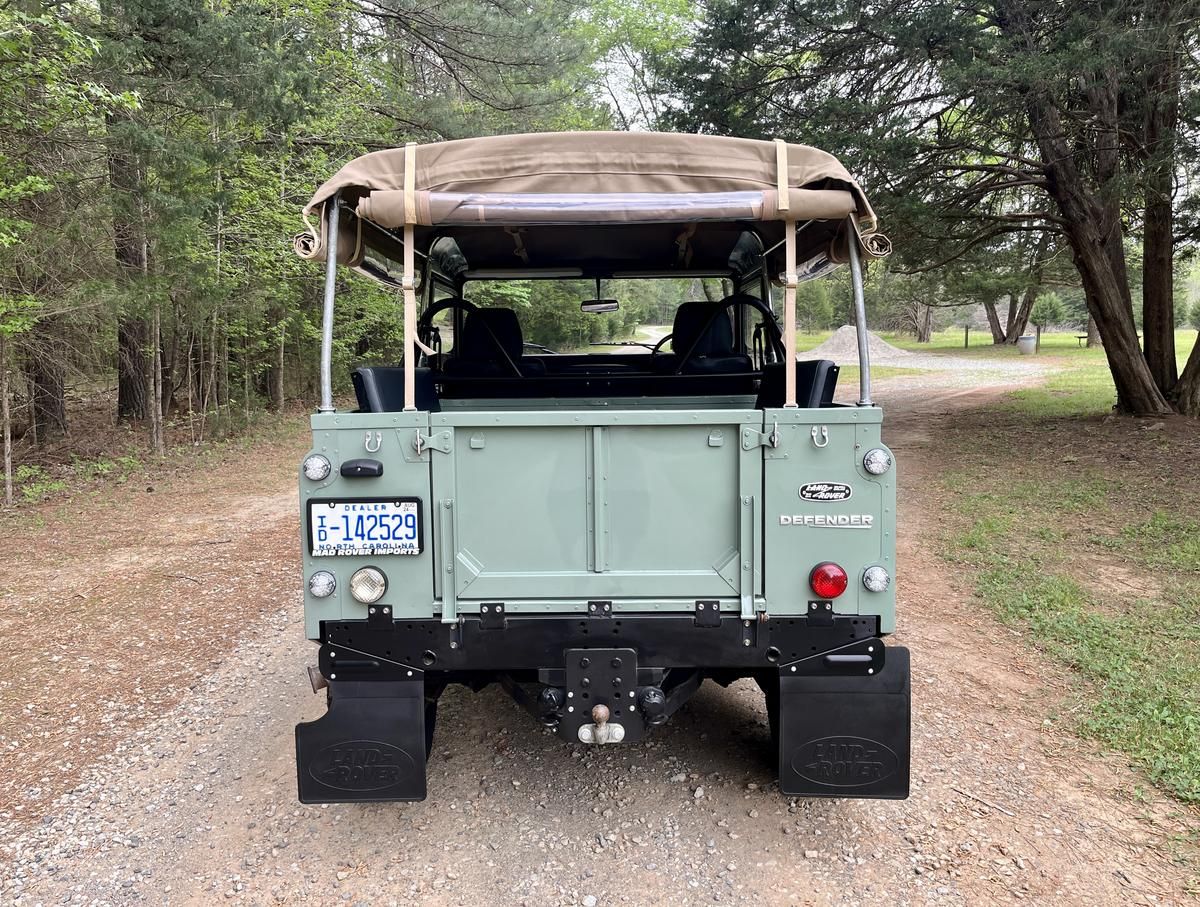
[581,299,619,314]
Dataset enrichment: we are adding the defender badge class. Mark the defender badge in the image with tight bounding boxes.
[799,482,853,502]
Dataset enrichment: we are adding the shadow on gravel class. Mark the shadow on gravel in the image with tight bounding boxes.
[426,677,777,792]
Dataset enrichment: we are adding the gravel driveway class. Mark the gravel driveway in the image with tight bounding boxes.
[1,380,1195,906]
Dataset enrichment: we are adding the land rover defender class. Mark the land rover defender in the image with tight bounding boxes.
[292,132,908,802]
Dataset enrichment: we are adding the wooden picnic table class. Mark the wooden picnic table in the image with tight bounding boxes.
[1075,332,1138,346]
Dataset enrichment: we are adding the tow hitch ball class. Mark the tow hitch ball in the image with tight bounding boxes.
[578,704,625,744]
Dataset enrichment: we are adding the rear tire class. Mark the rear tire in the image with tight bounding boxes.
[424,699,437,757]
[756,675,781,777]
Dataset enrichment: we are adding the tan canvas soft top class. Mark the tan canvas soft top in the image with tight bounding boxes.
[295,131,889,266]
[303,131,888,412]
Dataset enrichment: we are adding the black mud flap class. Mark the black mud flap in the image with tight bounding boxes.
[295,679,427,803]
[778,644,910,799]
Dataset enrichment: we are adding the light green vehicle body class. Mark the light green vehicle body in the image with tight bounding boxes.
[301,402,895,637]
[293,132,910,804]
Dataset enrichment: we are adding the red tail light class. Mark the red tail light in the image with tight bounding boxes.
[809,562,848,599]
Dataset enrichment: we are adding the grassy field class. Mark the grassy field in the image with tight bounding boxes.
[923,329,1200,804]
[888,328,1200,417]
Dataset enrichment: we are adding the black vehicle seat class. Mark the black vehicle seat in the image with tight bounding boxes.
[352,366,441,412]
[754,360,840,408]
[442,307,546,377]
[657,300,753,375]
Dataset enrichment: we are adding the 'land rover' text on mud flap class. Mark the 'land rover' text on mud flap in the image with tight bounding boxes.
[775,644,910,799]
[296,678,427,803]
[293,612,910,803]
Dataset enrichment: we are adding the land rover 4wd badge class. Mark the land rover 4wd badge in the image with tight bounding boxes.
[799,481,853,502]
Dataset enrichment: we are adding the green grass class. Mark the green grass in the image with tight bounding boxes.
[1120,512,1200,572]
[943,432,1200,803]
[1003,361,1121,417]
[885,326,1198,362]
[952,328,1200,418]
[794,331,833,352]
[964,554,1200,803]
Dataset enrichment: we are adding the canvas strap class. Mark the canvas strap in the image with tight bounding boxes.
[776,140,797,405]
[783,217,798,408]
[774,139,790,213]
[403,142,418,411]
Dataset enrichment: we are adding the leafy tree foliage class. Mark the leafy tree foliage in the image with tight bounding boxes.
[660,0,1200,415]
[1030,292,1066,330]
[0,0,608,486]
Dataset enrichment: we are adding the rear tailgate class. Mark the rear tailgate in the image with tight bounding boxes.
[429,410,763,619]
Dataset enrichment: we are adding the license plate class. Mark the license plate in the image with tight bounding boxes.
[308,498,422,556]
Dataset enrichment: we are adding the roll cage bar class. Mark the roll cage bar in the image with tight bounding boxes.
[317,192,874,412]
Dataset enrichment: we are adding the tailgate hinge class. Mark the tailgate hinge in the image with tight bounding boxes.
[807,600,835,627]
[479,602,506,630]
[741,422,780,450]
[694,600,721,628]
[406,428,453,461]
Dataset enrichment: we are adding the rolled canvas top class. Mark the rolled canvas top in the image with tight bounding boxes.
[296,132,889,268]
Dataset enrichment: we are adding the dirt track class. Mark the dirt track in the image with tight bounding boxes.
[1,382,1197,905]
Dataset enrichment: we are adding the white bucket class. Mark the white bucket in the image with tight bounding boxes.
[1016,335,1037,355]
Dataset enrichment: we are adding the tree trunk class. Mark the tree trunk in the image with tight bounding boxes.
[117,318,148,420]
[1059,210,1169,413]
[984,299,1006,343]
[272,324,286,411]
[1141,22,1180,394]
[220,327,230,409]
[995,8,1172,413]
[27,357,67,443]
[185,330,195,444]
[999,284,1037,344]
[1006,233,1050,344]
[2,333,12,507]
[1086,314,1101,348]
[1010,283,1036,342]
[108,112,150,422]
[917,304,933,343]
[1035,323,1042,354]
[1173,339,1200,415]
[149,302,165,456]
[1003,292,1019,339]
[25,319,67,442]
[162,294,180,416]
[205,316,219,434]
[242,333,251,418]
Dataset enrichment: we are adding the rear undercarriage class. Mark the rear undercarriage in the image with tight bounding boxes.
[295,610,911,803]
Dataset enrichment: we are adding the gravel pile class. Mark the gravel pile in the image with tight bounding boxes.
[800,325,1055,388]
[799,325,913,364]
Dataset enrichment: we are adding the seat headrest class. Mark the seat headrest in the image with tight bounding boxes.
[458,307,523,363]
[671,301,736,358]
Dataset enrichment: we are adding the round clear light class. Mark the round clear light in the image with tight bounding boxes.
[349,567,387,604]
[308,571,337,598]
[863,565,891,593]
[302,454,332,482]
[863,448,893,476]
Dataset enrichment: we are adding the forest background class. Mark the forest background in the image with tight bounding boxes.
[5,0,1200,502]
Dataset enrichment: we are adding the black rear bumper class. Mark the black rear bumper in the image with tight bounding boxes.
[296,610,910,803]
